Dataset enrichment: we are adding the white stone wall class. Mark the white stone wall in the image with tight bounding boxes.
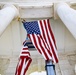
[0,18,76,56]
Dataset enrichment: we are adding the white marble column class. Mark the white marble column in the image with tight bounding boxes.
[57,3,76,39]
[0,4,19,36]
[57,3,76,74]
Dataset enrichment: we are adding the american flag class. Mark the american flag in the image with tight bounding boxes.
[15,46,32,75]
[23,19,58,63]
[15,19,58,75]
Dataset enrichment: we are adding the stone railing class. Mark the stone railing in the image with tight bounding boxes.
[0,56,10,75]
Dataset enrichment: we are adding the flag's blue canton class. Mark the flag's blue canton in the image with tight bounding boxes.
[23,21,40,34]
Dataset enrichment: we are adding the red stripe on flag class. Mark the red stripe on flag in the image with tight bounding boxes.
[21,52,30,55]
[23,48,28,50]
[39,20,47,42]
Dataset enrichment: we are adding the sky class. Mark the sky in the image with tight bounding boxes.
[29,71,46,75]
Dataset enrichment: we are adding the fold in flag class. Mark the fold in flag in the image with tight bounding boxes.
[15,19,58,75]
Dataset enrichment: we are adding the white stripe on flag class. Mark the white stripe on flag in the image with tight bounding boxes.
[21,59,26,75]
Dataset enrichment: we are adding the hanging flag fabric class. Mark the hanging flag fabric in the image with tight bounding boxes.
[23,19,58,63]
[15,19,58,75]
[15,45,32,75]
[23,37,35,48]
